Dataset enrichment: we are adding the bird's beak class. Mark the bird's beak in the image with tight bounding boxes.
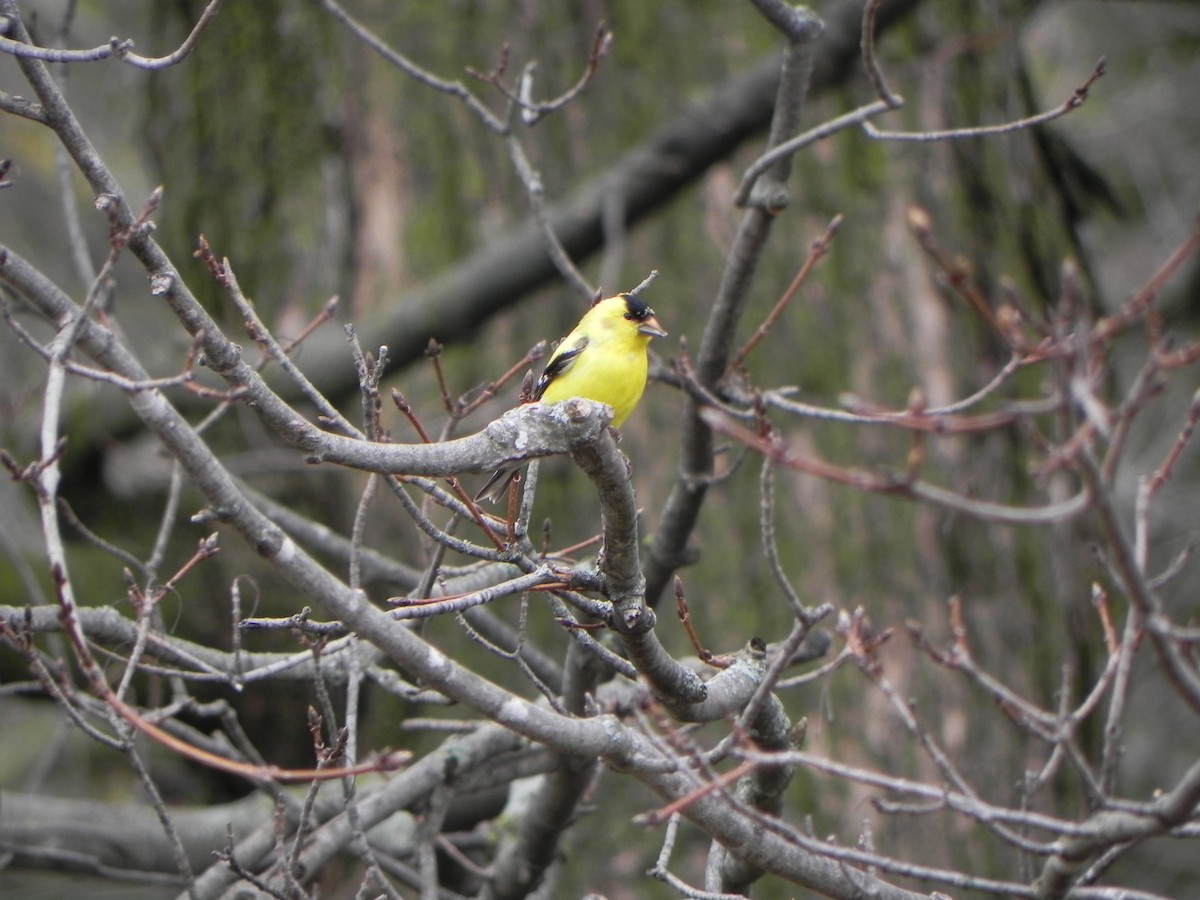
[639,316,668,339]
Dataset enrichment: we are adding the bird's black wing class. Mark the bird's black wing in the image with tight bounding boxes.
[533,336,588,400]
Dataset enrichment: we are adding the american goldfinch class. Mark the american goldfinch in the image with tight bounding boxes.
[477,292,667,501]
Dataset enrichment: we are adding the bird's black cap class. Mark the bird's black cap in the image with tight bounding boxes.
[621,293,656,322]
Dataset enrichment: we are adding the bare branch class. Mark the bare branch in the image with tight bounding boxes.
[0,0,225,69]
[863,58,1106,142]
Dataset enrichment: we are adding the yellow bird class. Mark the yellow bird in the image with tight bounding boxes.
[477,292,667,501]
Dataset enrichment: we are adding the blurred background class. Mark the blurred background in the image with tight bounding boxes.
[1,1,1198,896]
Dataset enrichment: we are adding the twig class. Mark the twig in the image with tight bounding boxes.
[758,457,806,619]
[457,598,566,714]
[453,340,548,419]
[863,58,1105,141]
[734,101,891,207]
[734,612,829,736]
[1078,450,1200,715]
[628,268,660,297]
[861,0,902,108]
[702,407,1093,526]
[727,215,842,373]
[468,23,612,125]
[1134,388,1200,573]
[314,0,505,132]
[504,128,595,300]
[386,567,560,620]
[907,205,1000,333]
[0,0,224,69]
[675,576,726,668]
[647,814,749,899]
